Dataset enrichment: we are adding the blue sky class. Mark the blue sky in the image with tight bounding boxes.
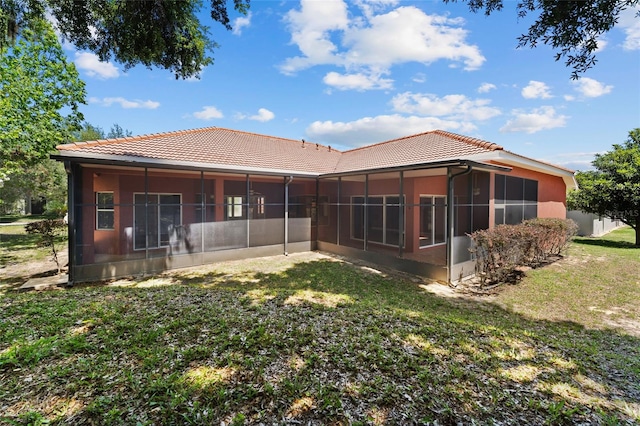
[63,0,640,171]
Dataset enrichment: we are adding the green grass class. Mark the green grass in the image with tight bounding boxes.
[497,227,640,332]
[1,230,639,425]
[0,219,67,269]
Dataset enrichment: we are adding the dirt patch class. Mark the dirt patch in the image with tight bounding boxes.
[0,249,68,291]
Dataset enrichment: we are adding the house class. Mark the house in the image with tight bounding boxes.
[52,127,576,284]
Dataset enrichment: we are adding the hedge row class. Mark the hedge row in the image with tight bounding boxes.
[469,218,578,285]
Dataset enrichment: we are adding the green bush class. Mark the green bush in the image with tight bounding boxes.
[469,218,578,285]
[25,219,67,273]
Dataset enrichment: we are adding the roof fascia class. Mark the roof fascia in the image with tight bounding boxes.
[50,152,320,178]
[465,151,578,190]
[319,159,511,179]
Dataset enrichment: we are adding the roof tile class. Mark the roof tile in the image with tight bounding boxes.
[57,127,505,174]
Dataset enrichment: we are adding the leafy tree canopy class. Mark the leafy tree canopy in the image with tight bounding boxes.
[0,17,85,177]
[0,0,251,80]
[73,122,133,141]
[445,0,639,79]
[0,160,67,216]
[568,129,640,245]
[107,124,133,139]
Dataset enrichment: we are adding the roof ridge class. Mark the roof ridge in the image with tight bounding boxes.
[56,126,343,153]
[56,127,219,150]
[431,130,503,151]
[341,129,503,154]
[214,127,342,152]
[342,130,439,153]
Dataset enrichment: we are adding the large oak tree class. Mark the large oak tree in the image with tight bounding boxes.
[0,18,85,177]
[0,0,250,80]
[445,0,639,78]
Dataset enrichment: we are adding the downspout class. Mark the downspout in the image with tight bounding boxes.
[64,161,74,286]
[446,165,473,284]
[284,176,293,255]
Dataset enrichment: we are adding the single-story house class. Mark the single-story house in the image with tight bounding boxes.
[52,127,576,284]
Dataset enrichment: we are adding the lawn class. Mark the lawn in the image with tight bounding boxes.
[0,229,638,425]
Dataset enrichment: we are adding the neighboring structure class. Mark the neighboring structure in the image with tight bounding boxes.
[52,128,576,284]
[567,210,623,237]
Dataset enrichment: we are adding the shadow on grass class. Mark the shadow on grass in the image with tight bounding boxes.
[0,214,48,224]
[573,237,638,249]
[2,258,639,425]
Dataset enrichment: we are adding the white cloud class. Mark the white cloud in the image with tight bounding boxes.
[571,77,613,98]
[412,73,427,83]
[521,80,552,99]
[323,71,393,90]
[249,108,275,122]
[307,114,477,147]
[280,0,350,75]
[500,106,567,134]
[541,151,601,171]
[74,52,119,79]
[90,97,160,109]
[354,0,400,19]
[232,12,252,35]
[281,1,484,90]
[477,82,496,93]
[391,92,501,121]
[619,7,640,50]
[193,106,224,120]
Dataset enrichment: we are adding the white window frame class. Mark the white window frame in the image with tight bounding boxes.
[96,192,114,230]
[226,196,244,219]
[419,194,447,249]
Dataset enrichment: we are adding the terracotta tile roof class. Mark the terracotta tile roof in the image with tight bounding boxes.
[333,130,503,173]
[56,127,342,174]
[56,128,506,175]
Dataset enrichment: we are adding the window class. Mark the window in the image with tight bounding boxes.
[134,193,181,250]
[249,193,265,219]
[420,196,446,247]
[351,195,405,246]
[195,193,215,222]
[494,175,538,225]
[96,192,114,230]
[226,196,244,219]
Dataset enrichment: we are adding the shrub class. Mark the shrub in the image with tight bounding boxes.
[25,219,67,274]
[469,218,578,285]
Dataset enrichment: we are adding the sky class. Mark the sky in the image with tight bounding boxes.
[62,0,640,172]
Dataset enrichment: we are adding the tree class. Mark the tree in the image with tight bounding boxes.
[107,124,133,139]
[0,0,251,80]
[25,218,67,274]
[73,122,133,140]
[0,18,85,176]
[0,161,67,216]
[74,122,105,142]
[445,0,639,79]
[567,129,640,245]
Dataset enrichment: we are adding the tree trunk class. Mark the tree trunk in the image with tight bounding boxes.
[635,221,640,247]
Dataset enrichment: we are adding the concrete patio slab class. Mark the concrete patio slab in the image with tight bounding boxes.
[19,274,69,291]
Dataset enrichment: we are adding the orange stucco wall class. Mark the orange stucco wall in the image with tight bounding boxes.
[76,163,568,266]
